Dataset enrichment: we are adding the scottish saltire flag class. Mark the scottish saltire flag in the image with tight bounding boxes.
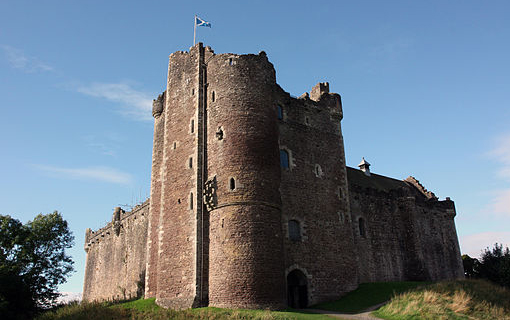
[196,16,211,28]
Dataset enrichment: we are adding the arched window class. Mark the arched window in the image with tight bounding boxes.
[277,105,283,120]
[358,217,366,237]
[288,220,301,242]
[280,149,289,168]
[229,177,236,190]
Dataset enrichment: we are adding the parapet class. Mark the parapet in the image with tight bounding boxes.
[84,199,150,252]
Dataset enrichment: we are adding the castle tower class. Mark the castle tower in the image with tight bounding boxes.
[145,43,285,309]
[205,51,286,308]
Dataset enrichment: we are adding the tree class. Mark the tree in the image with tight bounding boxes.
[462,254,480,278]
[478,243,510,288]
[0,212,74,319]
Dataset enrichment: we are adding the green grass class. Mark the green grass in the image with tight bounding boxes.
[373,279,510,320]
[36,298,336,320]
[314,281,429,313]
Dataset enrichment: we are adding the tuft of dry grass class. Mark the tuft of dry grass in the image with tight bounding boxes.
[373,279,510,320]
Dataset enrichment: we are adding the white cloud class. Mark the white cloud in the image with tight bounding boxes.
[489,134,510,180]
[76,82,152,121]
[35,165,133,185]
[460,231,510,259]
[485,134,510,216]
[1,45,54,73]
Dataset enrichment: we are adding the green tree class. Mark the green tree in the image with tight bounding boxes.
[0,212,74,319]
[462,254,480,278]
[478,243,510,288]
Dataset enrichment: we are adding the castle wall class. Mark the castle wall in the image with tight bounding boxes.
[278,85,358,305]
[347,169,464,283]
[205,51,286,309]
[82,201,149,302]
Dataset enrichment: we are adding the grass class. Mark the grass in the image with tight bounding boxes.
[36,298,336,320]
[373,279,510,320]
[314,281,429,313]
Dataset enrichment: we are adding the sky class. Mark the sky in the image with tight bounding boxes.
[1,0,509,297]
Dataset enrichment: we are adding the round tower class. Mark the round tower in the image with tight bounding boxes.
[205,52,285,309]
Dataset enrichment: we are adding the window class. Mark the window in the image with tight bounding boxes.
[358,217,366,237]
[280,149,289,168]
[277,105,283,120]
[288,220,301,242]
[228,58,233,66]
[190,193,194,210]
[229,177,236,190]
[189,157,193,168]
[212,91,215,102]
[191,119,195,133]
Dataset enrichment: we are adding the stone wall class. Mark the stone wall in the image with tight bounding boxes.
[347,168,464,283]
[278,83,358,306]
[82,200,149,302]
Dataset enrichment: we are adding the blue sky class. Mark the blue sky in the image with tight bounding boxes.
[1,0,509,296]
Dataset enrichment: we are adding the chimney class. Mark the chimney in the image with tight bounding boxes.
[358,157,371,176]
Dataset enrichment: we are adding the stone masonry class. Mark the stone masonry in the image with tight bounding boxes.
[82,43,464,309]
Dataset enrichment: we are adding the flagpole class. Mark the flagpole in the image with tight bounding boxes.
[193,15,197,45]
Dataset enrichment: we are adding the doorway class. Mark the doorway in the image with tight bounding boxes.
[287,269,308,308]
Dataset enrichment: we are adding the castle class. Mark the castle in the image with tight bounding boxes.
[82,43,464,309]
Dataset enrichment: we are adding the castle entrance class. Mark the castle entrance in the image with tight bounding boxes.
[287,269,308,308]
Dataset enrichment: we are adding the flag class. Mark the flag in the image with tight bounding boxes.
[196,16,211,28]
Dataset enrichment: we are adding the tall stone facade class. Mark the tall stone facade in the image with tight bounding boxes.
[82,43,464,309]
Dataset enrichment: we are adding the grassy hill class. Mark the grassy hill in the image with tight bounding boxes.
[36,280,510,320]
[373,279,510,320]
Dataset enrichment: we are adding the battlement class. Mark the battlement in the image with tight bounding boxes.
[84,199,149,252]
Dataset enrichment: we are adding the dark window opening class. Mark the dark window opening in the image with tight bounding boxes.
[305,116,310,125]
[190,193,194,210]
[229,177,236,190]
[287,269,308,308]
[359,217,366,237]
[212,91,215,102]
[280,149,289,168]
[173,142,177,149]
[277,105,283,120]
[191,119,195,133]
[229,58,233,66]
[192,88,195,95]
[216,127,224,140]
[288,220,301,242]
[189,157,193,168]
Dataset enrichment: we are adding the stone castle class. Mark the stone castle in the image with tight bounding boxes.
[82,43,464,309]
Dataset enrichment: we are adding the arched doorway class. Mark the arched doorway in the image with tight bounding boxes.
[287,269,308,308]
